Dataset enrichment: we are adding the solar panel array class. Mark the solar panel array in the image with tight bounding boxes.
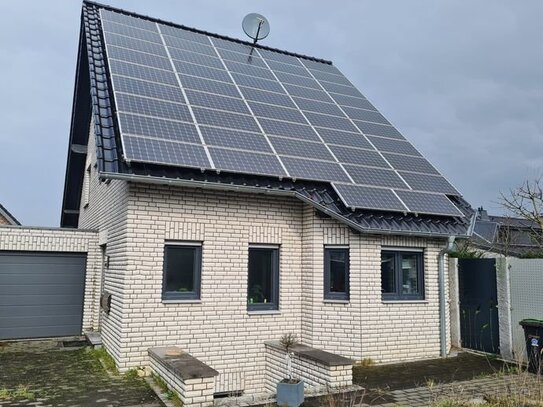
[99,9,463,217]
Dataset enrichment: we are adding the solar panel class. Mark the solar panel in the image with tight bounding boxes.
[168,47,224,69]
[239,87,296,108]
[123,136,210,168]
[119,113,200,143]
[333,184,407,212]
[200,127,271,153]
[116,93,193,122]
[104,32,168,57]
[258,119,320,142]
[248,101,307,124]
[354,121,404,139]
[303,112,358,133]
[344,165,407,189]
[316,128,373,149]
[329,145,389,168]
[383,153,439,175]
[185,90,249,115]
[341,106,390,125]
[172,60,232,83]
[107,45,172,70]
[281,157,351,183]
[395,190,463,217]
[367,136,422,156]
[208,147,286,177]
[99,8,463,218]
[109,59,178,86]
[293,97,344,116]
[192,107,260,133]
[398,172,460,195]
[269,136,334,161]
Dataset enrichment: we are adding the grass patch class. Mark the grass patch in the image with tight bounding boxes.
[88,347,118,374]
[0,385,36,401]
[152,374,182,407]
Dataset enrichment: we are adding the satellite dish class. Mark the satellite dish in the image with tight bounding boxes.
[242,13,270,44]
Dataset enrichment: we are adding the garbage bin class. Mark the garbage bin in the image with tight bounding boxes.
[520,319,543,374]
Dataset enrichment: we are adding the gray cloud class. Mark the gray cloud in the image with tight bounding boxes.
[0,0,541,225]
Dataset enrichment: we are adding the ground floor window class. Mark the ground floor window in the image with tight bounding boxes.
[248,245,279,311]
[162,242,202,301]
[381,249,424,300]
[324,246,349,301]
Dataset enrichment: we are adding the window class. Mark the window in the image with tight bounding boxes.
[247,246,279,311]
[324,247,349,301]
[381,250,424,300]
[162,243,202,301]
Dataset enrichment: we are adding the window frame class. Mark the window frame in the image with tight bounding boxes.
[247,244,280,312]
[324,246,350,301]
[162,241,202,302]
[381,249,425,301]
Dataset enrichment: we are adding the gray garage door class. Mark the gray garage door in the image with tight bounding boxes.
[0,252,86,340]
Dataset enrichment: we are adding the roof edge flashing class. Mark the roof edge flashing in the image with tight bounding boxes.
[100,171,469,239]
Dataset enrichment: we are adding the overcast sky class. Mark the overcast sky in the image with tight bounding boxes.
[1,1,541,226]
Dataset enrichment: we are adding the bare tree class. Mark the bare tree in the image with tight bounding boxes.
[500,177,543,251]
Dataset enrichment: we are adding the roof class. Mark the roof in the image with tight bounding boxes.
[61,1,474,238]
[471,208,542,256]
[0,203,21,225]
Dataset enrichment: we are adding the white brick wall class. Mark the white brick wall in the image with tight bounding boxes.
[78,119,130,364]
[0,225,100,332]
[78,123,452,394]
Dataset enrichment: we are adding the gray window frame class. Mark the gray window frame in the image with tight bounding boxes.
[162,242,202,301]
[324,246,350,301]
[381,249,425,301]
[247,245,279,311]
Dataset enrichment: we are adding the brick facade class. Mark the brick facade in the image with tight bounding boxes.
[79,126,451,395]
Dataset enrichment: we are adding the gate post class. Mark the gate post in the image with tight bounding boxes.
[496,257,513,360]
[448,257,461,349]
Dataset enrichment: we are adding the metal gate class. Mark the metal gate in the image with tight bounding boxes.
[458,258,500,353]
[0,252,87,340]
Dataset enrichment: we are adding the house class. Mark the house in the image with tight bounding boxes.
[0,203,20,226]
[470,207,543,257]
[4,1,474,404]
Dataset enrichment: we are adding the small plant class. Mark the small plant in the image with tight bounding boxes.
[152,374,182,407]
[89,347,118,374]
[124,368,139,380]
[356,358,375,367]
[0,386,36,401]
[280,333,299,382]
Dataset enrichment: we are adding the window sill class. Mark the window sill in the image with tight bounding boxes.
[247,310,281,316]
[323,299,350,304]
[162,300,202,304]
[381,300,428,304]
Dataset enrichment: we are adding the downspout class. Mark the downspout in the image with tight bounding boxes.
[439,235,456,357]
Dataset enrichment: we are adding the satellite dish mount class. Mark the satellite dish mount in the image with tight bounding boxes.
[242,13,270,45]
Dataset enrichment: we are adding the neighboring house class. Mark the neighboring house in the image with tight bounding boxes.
[471,207,542,257]
[0,203,20,226]
[58,1,473,400]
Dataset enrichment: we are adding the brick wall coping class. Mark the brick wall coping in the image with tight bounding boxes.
[264,341,354,367]
[148,347,219,380]
[0,225,98,233]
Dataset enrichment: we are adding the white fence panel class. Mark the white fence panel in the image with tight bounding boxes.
[509,258,543,360]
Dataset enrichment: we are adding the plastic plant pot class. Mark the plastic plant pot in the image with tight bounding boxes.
[276,379,304,407]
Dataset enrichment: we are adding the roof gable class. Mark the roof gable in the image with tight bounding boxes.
[0,203,20,226]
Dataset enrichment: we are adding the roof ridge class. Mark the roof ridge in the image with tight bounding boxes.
[82,0,333,65]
